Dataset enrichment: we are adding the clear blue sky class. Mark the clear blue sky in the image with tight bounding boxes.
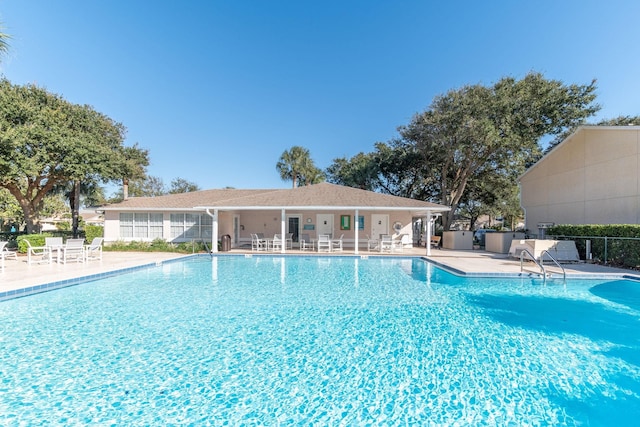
[1,1,639,194]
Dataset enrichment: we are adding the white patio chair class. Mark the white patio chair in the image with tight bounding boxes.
[317,234,331,252]
[61,238,85,264]
[85,237,104,261]
[25,240,52,265]
[271,234,283,251]
[251,234,267,251]
[331,234,344,252]
[391,234,406,252]
[45,237,64,262]
[380,235,393,252]
[285,233,294,249]
[0,241,18,261]
[367,235,379,251]
[400,234,413,249]
[0,241,18,271]
[299,233,313,251]
[45,237,63,247]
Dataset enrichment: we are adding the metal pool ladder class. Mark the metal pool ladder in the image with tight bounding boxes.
[540,250,566,283]
[520,249,566,283]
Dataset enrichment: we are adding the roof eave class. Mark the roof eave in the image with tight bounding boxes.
[195,205,451,212]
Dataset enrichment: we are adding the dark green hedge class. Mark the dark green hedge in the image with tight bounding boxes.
[16,231,89,253]
[548,224,640,268]
[16,234,54,253]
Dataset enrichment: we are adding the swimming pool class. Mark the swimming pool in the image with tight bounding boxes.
[1,256,639,425]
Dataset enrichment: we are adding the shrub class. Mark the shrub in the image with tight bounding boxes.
[84,225,103,244]
[548,224,640,268]
[16,234,53,253]
[149,238,175,251]
[104,239,209,254]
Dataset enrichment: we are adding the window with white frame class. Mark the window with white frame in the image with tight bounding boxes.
[148,213,163,238]
[170,213,213,240]
[170,214,184,238]
[119,213,164,239]
[120,213,134,238]
[184,213,199,238]
[201,213,212,238]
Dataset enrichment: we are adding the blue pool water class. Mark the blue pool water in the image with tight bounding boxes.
[1,256,639,425]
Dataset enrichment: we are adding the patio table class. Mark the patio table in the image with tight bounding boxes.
[265,238,285,251]
[47,244,64,263]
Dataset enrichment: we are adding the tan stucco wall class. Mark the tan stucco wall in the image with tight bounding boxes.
[103,209,415,248]
[520,127,640,233]
[226,210,415,247]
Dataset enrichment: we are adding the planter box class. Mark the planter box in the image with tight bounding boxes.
[485,232,525,254]
[443,231,473,250]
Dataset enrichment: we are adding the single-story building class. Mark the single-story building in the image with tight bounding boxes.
[519,125,640,235]
[101,182,450,255]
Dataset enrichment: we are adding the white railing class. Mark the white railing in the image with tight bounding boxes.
[520,248,546,278]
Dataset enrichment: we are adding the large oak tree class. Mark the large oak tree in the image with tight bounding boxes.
[327,72,600,230]
[0,79,149,233]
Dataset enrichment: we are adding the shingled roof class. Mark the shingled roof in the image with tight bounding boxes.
[103,182,449,214]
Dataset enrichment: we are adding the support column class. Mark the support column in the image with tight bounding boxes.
[425,213,432,257]
[354,209,359,255]
[280,208,286,254]
[206,208,219,253]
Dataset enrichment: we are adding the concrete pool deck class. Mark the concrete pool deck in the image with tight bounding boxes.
[1,248,638,300]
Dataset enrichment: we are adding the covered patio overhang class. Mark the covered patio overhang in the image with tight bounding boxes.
[195,204,450,256]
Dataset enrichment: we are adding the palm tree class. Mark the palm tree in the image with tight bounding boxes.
[299,166,326,186]
[276,146,315,188]
[0,25,11,59]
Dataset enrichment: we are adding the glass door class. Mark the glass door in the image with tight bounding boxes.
[287,216,300,243]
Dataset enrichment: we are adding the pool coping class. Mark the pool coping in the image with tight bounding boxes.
[0,254,198,302]
[424,256,640,281]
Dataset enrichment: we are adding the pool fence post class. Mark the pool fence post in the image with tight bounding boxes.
[281,208,286,254]
[354,209,359,255]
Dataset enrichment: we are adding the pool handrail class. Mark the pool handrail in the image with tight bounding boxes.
[540,249,567,283]
[520,248,546,280]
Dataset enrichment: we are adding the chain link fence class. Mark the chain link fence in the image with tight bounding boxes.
[548,234,640,269]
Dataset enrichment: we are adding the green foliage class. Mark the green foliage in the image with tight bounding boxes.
[84,225,103,243]
[41,194,70,219]
[0,231,20,247]
[16,233,52,253]
[104,239,208,254]
[0,79,150,233]
[0,23,10,58]
[106,240,152,251]
[128,175,166,197]
[548,224,640,269]
[326,72,599,231]
[549,224,640,239]
[149,238,172,251]
[169,177,200,194]
[299,166,325,186]
[0,188,22,228]
[326,152,379,191]
[109,176,202,202]
[56,221,71,231]
[276,146,324,187]
[174,241,209,252]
